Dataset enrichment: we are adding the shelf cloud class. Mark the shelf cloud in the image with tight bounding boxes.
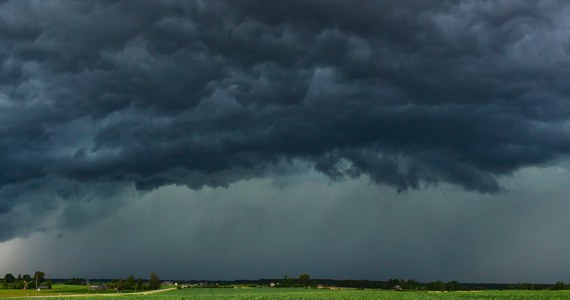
[1,0,570,247]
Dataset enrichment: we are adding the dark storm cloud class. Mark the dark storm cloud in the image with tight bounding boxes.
[2,0,570,240]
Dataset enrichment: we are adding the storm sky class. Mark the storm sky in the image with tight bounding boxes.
[1,0,570,283]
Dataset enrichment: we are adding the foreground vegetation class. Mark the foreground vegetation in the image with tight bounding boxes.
[3,272,570,299]
[0,284,133,297]
[3,288,570,299]
[163,288,570,299]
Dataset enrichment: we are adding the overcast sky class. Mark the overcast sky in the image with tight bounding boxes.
[1,0,570,283]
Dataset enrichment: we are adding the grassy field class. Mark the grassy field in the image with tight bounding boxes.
[3,287,570,299]
[0,284,134,298]
[158,288,570,299]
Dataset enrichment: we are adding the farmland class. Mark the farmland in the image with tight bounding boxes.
[0,284,135,298]
[160,288,570,299]
[3,287,570,300]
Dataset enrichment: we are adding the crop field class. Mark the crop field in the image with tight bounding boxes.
[160,289,570,299]
[3,288,570,300]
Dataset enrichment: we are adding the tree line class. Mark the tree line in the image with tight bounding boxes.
[273,276,570,291]
[1,271,51,290]
[2,272,162,291]
[104,272,161,291]
[508,281,570,290]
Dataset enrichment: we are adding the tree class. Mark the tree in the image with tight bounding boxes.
[428,281,445,291]
[125,275,135,290]
[149,272,161,290]
[117,279,125,290]
[22,274,31,282]
[552,281,567,290]
[4,274,15,284]
[298,274,311,287]
[136,279,144,291]
[34,271,46,289]
[34,271,45,282]
[406,279,421,290]
[387,278,400,289]
[13,280,25,290]
[446,281,460,291]
[281,275,294,287]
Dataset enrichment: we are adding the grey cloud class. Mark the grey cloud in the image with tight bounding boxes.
[4,168,570,283]
[0,175,136,241]
[2,0,570,240]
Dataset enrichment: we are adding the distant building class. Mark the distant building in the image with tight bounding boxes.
[317,285,337,290]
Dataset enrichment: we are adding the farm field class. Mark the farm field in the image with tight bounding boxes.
[159,288,570,299]
[3,288,570,300]
[0,284,139,298]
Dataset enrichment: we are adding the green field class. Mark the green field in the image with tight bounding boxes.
[0,284,136,298]
[159,288,570,299]
[3,287,570,300]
